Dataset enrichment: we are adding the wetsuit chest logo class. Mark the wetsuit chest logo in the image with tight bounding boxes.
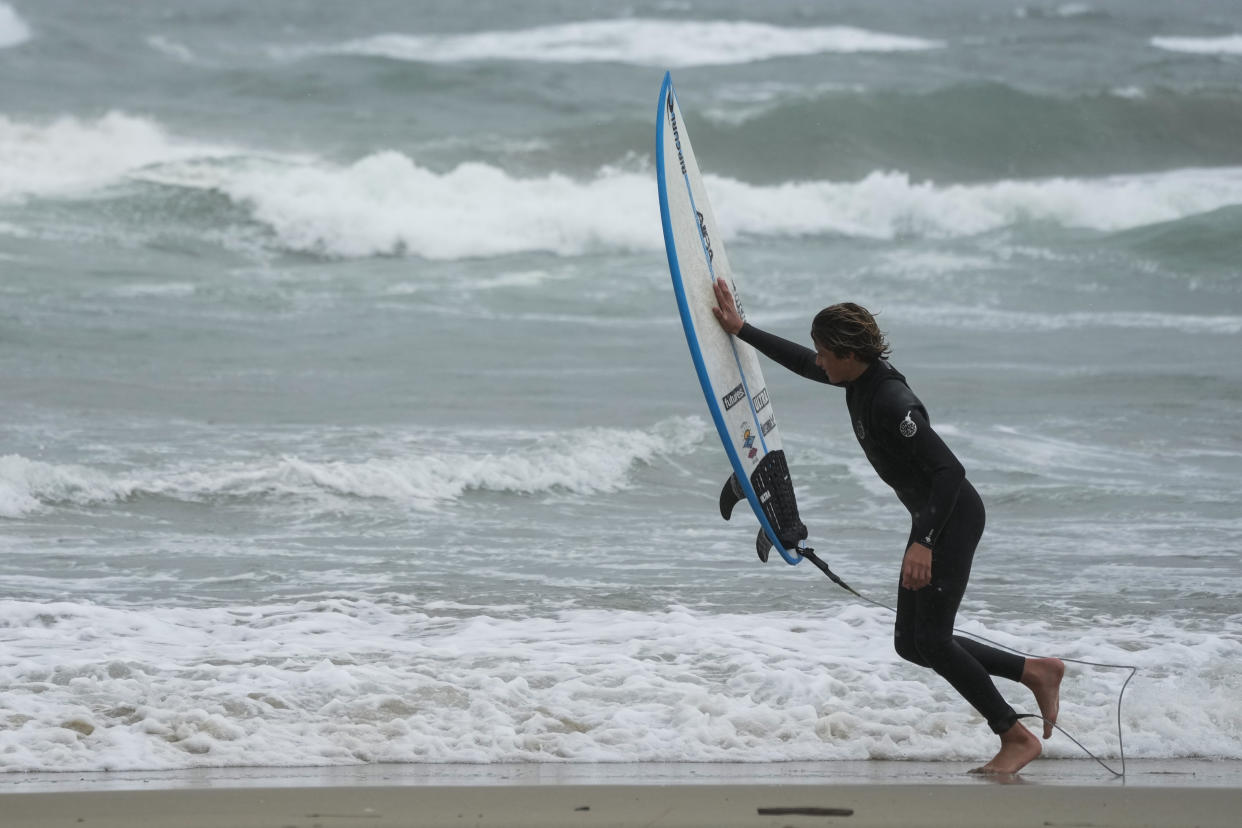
[854,418,866,441]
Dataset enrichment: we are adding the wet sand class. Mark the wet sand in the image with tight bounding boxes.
[3,760,1240,827]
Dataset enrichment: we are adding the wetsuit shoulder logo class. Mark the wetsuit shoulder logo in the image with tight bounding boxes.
[899,410,918,438]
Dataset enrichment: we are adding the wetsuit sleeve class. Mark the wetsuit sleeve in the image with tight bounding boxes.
[736,323,832,384]
[873,383,965,549]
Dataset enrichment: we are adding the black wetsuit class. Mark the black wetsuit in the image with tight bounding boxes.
[738,322,1025,734]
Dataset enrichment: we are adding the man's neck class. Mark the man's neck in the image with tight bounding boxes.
[844,359,873,384]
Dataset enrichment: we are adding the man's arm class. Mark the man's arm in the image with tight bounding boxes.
[874,384,965,551]
[711,279,832,384]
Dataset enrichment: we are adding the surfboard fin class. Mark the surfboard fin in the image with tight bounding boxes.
[719,473,744,521]
[755,528,772,563]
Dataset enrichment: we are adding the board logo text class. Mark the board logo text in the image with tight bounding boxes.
[722,383,746,411]
[695,210,714,262]
[667,93,687,175]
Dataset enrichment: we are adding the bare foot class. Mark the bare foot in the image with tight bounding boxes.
[1021,657,1065,739]
[969,721,1042,775]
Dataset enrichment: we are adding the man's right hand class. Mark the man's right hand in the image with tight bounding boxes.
[711,278,744,335]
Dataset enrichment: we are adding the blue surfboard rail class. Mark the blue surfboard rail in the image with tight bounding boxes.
[656,71,801,567]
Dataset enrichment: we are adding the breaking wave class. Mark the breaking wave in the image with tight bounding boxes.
[0,418,706,517]
[0,2,29,49]
[289,19,941,68]
[191,159,1242,259]
[0,112,237,200]
[1151,35,1242,56]
[9,112,1242,260]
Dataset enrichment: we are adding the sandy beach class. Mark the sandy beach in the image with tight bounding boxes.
[4,761,1240,828]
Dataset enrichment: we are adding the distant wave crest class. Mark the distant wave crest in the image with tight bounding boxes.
[0,112,237,200]
[0,2,30,49]
[0,456,130,518]
[146,35,201,65]
[288,19,942,67]
[1151,35,1242,55]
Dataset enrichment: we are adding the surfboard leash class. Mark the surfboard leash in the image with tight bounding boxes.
[799,548,1138,779]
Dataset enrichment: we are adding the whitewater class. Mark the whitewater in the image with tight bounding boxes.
[7,113,1242,260]
[2,0,1240,775]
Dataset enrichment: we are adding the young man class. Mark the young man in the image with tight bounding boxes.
[711,279,1064,775]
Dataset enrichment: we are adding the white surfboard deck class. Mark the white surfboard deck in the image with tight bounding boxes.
[655,72,805,566]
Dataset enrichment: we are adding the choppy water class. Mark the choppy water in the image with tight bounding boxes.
[1,0,1240,772]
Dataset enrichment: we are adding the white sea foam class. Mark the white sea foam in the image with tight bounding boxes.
[0,2,30,49]
[1015,3,1102,20]
[10,110,1242,257]
[0,418,705,517]
[869,250,997,280]
[960,425,1153,478]
[104,282,198,299]
[0,455,132,519]
[208,160,1242,259]
[146,35,200,65]
[704,167,1242,240]
[202,154,660,259]
[0,112,237,200]
[1055,3,1096,16]
[1151,34,1242,56]
[0,219,31,238]
[0,598,1236,771]
[702,81,868,126]
[293,19,942,68]
[887,304,1242,336]
[131,149,1242,258]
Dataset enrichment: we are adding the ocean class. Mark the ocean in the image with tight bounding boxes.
[1,0,1240,772]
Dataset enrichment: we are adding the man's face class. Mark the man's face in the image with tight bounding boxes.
[814,341,857,383]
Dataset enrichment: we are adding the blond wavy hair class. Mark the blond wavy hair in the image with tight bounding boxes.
[811,303,891,362]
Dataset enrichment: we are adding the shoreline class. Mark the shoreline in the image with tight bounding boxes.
[3,758,1238,794]
[3,761,1240,826]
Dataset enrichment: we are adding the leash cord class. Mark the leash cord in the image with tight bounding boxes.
[801,549,1137,777]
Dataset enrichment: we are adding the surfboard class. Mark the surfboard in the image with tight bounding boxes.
[655,72,808,566]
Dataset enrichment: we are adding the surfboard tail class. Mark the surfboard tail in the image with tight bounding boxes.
[750,450,809,550]
[732,451,810,563]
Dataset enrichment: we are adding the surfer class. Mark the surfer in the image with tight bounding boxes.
[710,279,1064,775]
